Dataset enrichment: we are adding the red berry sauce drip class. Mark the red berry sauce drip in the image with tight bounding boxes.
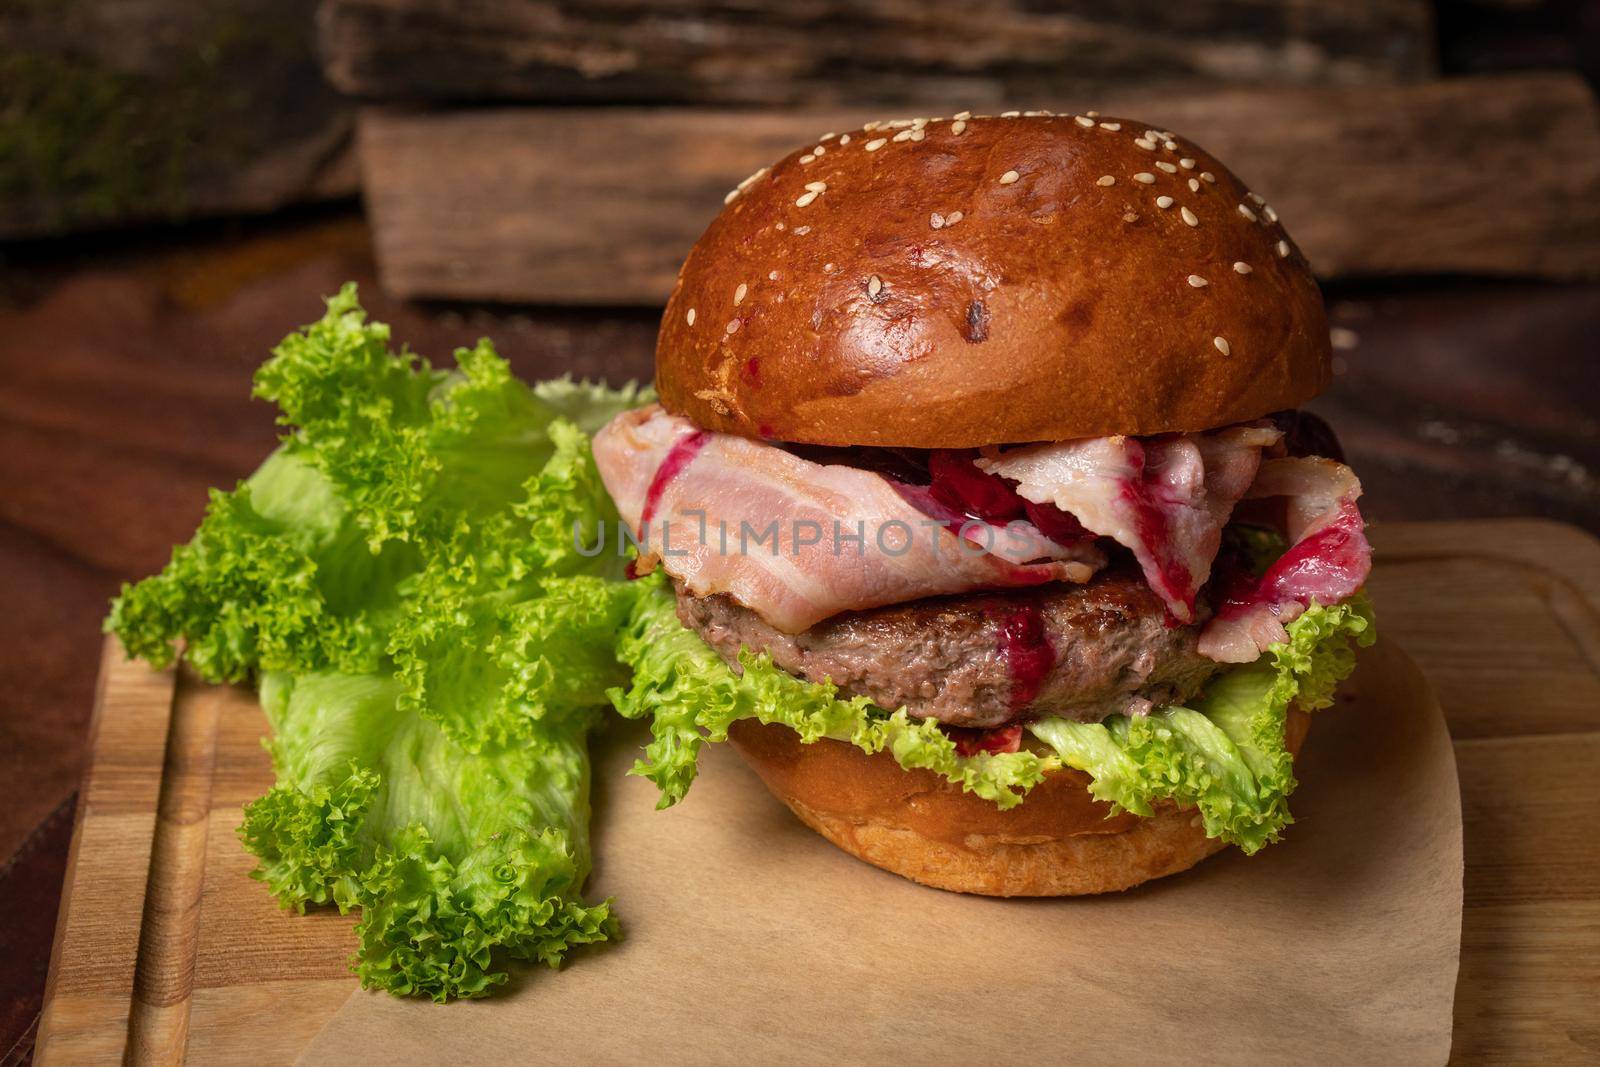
[950,724,1024,757]
[640,430,709,525]
[925,449,1094,544]
[998,602,1055,710]
[1215,500,1367,620]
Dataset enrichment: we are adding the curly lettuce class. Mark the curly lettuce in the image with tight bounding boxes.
[609,576,1053,810]
[241,671,616,1000]
[107,285,648,1000]
[611,580,1374,854]
[1030,596,1373,854]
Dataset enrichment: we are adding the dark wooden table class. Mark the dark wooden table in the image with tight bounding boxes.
[1,210,1596,1063]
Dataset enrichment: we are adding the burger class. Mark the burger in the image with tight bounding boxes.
[594,111,1375,896]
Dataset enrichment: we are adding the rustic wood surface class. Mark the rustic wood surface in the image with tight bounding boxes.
[29,518,1600,1064]
[0,1,356,239]
[34,643,355,1066]
[357,73,1600,306]
[316,0,1436,107]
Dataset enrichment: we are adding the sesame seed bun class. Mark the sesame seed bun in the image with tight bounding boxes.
[656,113,1330,447]
[726,707,1312,896]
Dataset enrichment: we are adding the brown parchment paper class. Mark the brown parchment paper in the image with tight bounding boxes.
[299,638,1462,1065]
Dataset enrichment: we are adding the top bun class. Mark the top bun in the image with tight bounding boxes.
[655,112,1330,447]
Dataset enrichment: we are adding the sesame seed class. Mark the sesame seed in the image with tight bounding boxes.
[769,270,779,280]
[909,129,926,142]
[799,154,816,164]
[865,138,887,151]
[776,221,786,231]
[1156,195,1174,208]
[1163,140,1177,150]
[795,190,819,207]
[1200,172,1216,183]
[912,117,929,129]
[1099,121,1122,131]
[805,181,827,192]
[1181,206,1199,227]
[820,132,837,141]
[1156,161,1177,173]
[726,320,739,334]
[1144,129,1161,141]
[839,134,851,145]
[686,308,696,325]
[893,129,914,142]
[951,120,967,135]
[946,211,964,225]
[1264,205,1278,223]
[1122,212,1138,223]
[1086,110,1101,117]
[954,111,972,121]
[1179,158,1195,169]
[723,189,739,204]
[999,170,1020,184]
[1277,240,1291,258]
[1134,172,1156,184]
[1248,192,1265,205]
[1188,178,1200,192]
[734,283,748,305]
[1096,175,1116,186]
[863,121,881,131]
[1002,110,1021,118]
[814,146,827,157]
[1214,336,1230,355]
[1233,262,1252,274]
[887,119,912,129]
[1135,138,1156,150]
[930,211,945,228]
[868,275,883,297]
[823,262,836,272]
[738,167,767,189]
[1238,204,1258,222]
[1075,116,1095,128]
[793,225,811,235]
[1188,275,1208,288]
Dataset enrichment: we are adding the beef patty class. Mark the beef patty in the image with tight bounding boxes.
[675,572,1221,729]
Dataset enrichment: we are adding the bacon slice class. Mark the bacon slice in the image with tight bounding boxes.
[1198,457,1372,663]
[975,425,1282,622]
[592,406,1105,633]
[884,480,1091,566]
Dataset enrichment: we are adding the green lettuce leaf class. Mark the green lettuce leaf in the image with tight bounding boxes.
[533,375,654,435]
[609,577,1054,810]
[104,449,410,682]
[611,581,1374,853]
[241,670,616,1001]
[107,284,649,687]
[1030,596,1375,853]
[107,284,649,999]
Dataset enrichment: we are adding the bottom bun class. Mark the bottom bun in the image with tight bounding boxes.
[727,709,1311,897]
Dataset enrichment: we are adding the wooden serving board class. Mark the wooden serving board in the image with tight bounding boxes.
[35,519,1600,1065]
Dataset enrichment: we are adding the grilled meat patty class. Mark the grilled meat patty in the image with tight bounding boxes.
[675,571,1221,729]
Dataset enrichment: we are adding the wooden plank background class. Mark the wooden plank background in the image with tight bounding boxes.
[34,518,1600,1064]
[318,0,1437,106]
[358,73,1600,305]
[0,0,356,239]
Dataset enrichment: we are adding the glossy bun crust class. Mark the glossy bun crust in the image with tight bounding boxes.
[727,708,1310,896]
[658,113,1329,447]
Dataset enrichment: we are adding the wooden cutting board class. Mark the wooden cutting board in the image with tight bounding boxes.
[34,519,1600,1065]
